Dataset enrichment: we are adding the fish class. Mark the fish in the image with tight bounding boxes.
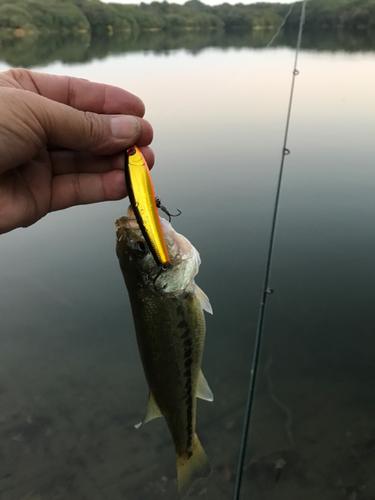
[124,145,170,268]
[115,207,213,498]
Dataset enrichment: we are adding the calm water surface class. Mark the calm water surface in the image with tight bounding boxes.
[0,33,374,500]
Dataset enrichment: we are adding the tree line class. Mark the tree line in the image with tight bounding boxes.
[0,0,374,41]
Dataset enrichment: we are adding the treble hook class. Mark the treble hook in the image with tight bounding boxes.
[145,263,169,290]
[155,196,181,223]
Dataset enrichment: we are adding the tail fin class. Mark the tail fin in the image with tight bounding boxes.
[177,434,211,498]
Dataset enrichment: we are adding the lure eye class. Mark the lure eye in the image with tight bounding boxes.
[128,147,136,156]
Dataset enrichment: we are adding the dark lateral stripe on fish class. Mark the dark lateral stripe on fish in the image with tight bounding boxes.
[186,401,193,454]
[181,330,190,340]
[182,333,194,454]
[185,348,193,358]
[176,305,184,317]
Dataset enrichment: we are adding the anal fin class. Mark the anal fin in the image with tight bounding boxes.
[135,391,163,429]
[196,370,214,402]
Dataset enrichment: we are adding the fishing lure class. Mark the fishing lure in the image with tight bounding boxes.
[124,146,170,268]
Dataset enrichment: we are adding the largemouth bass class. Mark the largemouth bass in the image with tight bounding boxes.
[116,207,213,498]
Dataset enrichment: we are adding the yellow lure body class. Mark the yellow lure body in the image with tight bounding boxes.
[124,146,170,268]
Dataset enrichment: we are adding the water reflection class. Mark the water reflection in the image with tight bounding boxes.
[1,27,375,69]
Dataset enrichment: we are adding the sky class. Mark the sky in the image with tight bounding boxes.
[102,0,293,6]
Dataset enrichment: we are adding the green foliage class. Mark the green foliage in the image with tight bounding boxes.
[0,0,90,35]
[0,3,35,40]
[0,0,374,45]
[253,10,283,29]
[0,4,34,30]
[72,0,128,34]
[285,0,375,30]
[211,3,283,30]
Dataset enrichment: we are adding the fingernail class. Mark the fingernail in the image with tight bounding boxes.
[110,116,140,139]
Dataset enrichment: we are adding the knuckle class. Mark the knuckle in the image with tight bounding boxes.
[82,111,108,146]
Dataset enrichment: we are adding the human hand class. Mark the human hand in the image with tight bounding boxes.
[0,68,154,234]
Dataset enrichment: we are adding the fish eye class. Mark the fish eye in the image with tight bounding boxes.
[128,147,136,156]
[133,240,147,254]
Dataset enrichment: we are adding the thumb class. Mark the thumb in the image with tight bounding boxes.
[0,88,148,172]
[43,102,144,154]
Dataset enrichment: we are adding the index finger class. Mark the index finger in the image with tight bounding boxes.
[3,68,145,117]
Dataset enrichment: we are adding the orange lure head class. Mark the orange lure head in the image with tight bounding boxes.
[124,146,170,268]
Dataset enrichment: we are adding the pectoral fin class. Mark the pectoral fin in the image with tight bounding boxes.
[196,370,214,402]
[135,391,163,429]
[196,285,213,315]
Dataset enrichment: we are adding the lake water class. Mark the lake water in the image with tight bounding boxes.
[0,28,375,500]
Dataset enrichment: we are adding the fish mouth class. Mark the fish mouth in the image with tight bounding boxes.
[115,206,139,231]
[115,216,139,231]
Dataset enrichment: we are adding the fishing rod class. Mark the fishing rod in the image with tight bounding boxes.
[233,1,308,499]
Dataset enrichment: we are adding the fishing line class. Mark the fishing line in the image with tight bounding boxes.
[265,2,295,49]
[233,1,308,499]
